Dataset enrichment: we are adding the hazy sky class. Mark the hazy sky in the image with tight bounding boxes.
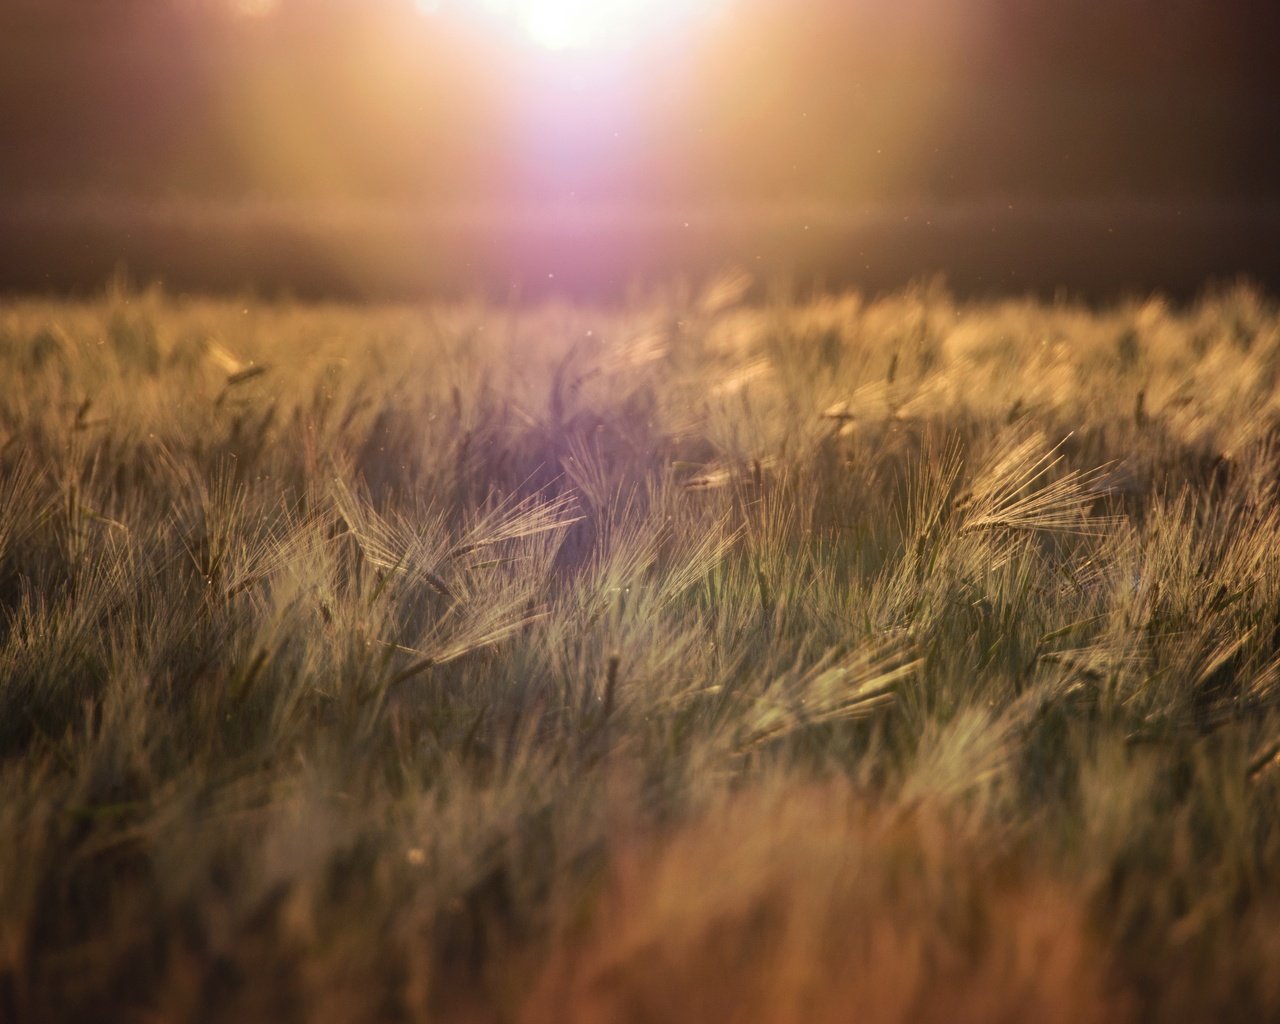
[2,0,1278,206]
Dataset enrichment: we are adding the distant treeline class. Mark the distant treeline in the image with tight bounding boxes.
[3,199,1278,302]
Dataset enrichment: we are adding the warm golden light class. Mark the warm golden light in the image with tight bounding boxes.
[230,0,278,18]
[465,0,719,51]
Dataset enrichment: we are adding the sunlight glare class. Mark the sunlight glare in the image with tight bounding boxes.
[472,0,717,51]
[230,0,278,18]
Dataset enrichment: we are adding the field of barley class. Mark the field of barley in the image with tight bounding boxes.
[3,277,1280,1022]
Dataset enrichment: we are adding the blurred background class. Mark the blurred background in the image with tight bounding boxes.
[3,0,1279,299]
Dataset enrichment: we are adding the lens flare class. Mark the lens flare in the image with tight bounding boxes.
[474,0,719,50]
[230,0,278,17]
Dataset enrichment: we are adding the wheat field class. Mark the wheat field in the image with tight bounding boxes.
[3,278,1280,1022]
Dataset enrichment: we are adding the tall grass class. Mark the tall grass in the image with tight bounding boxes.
[2,279,1280,1021]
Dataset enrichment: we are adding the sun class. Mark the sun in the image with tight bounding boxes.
[469,0,717,51]
[523,0,626,51]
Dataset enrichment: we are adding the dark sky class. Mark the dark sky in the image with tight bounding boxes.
[2,0,1279,206]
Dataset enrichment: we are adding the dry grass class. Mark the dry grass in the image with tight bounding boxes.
[2,277,1280,1021]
